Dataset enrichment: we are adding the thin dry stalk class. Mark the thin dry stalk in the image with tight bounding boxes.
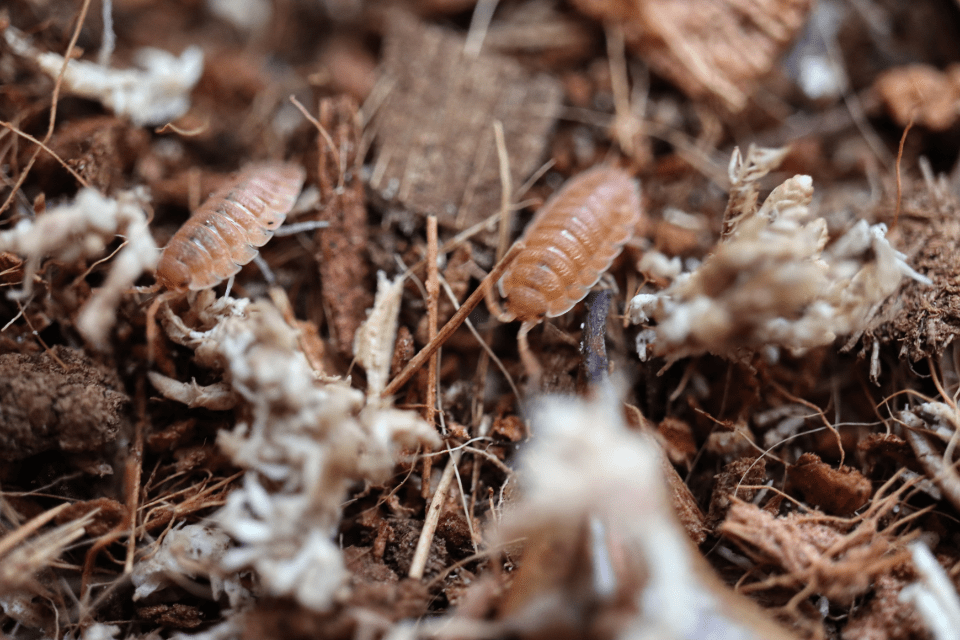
[422,216,441,498]
[438,274,520,402]
[0,121,90,189]
[426,215,440,432]
[904,428,960,512]
[381,241,525,398]
[892,116,915,231]
[409,448,462,580]
[0,503,73,559]
[493,121,513,262]
[124,379,146,573]
[0,0,92,215]
[289,95,344,191]
[0,509,93,599]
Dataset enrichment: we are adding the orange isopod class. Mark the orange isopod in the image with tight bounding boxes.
[487,166,642,375]
[154,162,306,292]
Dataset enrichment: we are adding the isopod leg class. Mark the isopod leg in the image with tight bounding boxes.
[483,275,516,324]
[146,291,177,365]
[517,320,543,384]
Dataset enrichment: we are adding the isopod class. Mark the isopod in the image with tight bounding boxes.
[154,162,306,292]
[486,166,642,376]
[145,162,306,363]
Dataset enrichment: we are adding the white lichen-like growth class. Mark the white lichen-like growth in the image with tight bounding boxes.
[3,24,202,127]
[207,0,273,32]
[161,300,439,610]
[147,372,239,410]
[64,623,121,640]
[628,148,930,363]
[0,188,158,349]
[353,271,406,400]
[132,524,246,607]
[899,542,960,640]
[720,145,792,240]
[486,388,788,640]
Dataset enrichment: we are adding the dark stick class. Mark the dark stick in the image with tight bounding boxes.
[579,290,611,390]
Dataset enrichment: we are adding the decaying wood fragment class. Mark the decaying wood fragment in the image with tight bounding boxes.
[786,452,872,516]
[720,491,912,606]
[568,0,813,111]
[313,96,373,356]
[862,186,960,361]
[706,456,766,530]
[369,14,562,243]
[873,64,960,131]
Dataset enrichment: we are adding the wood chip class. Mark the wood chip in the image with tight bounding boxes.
[873,63,960,131]
[369,13,562,242]
[786,452,872,516]
[568,0,812,112]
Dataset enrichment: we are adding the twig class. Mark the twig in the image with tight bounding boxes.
[579,290,611,390]
[422,216,441,497]
[0,122,91,189]
[381,241,524,398]
[154,120,210,137]
[97,0,115,66]
[606,23,643,158]
[19,300,68,370]
[439,274,520,403]
[450,446,478,554]
[409,448,462,580]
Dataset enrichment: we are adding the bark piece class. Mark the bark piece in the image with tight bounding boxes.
[315,96,373,356]
[136,604,204,630]
[369,14,562,242]
[569,0,812,112]
[659,453,708,545]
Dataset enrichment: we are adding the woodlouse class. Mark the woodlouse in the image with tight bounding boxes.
[486,166,642,376]
[154,162,306,292]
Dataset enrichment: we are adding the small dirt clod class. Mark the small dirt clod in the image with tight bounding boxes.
[0,346,129,460]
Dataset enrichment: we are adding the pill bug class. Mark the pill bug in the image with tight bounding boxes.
[154,162,306,292]
[486,166,642,376]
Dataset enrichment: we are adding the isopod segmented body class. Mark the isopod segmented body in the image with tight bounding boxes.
[155,162,306,292]
[499,166,642,324]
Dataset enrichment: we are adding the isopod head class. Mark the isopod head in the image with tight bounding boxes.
[154,253,193,291]
[153,162,305,293]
